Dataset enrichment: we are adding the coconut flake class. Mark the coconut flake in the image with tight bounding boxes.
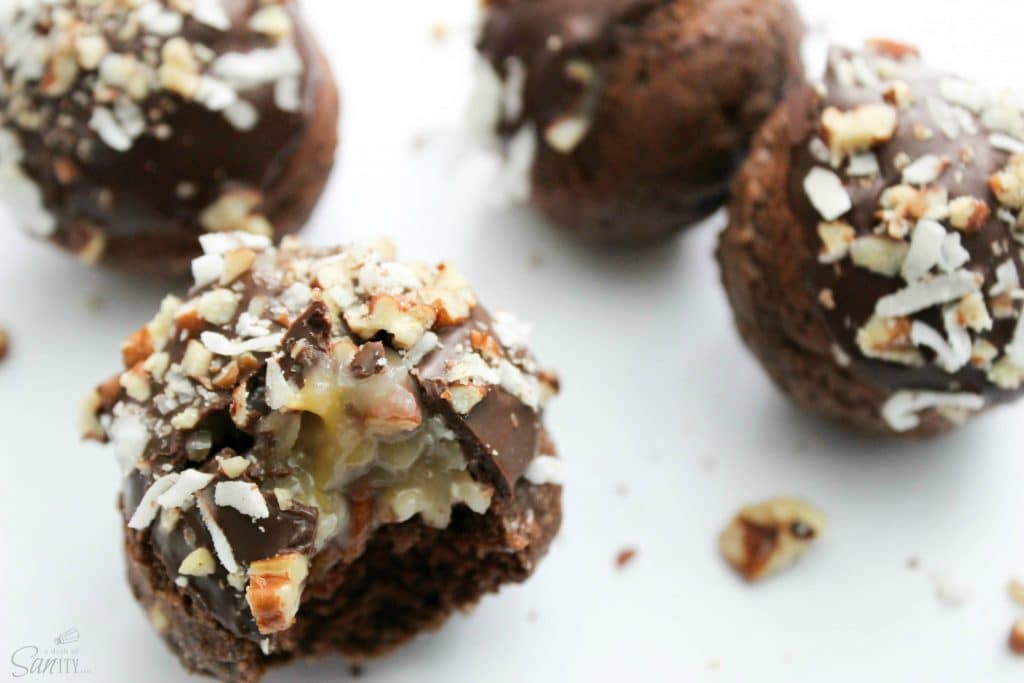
[264,356,296,409]
[939,233,970,272]
[274,76,301,112]
[157,469,215,508]
[211,44,303,92]
[910,306,971,373]
[191,253,225,289]
[902,154,946,185]
[804,167,852,220]
[524,455,567,485]
[191,0,230,31]
[988,260,1020,296]
[201,331,283,356]
[109,408,150,474]
[1004,315,1024,368]
[498,359,540,409]
[847,151,880,177]
[901,219,946,282]
[198,231,271,255]
[926,96,960,140]
[875,271,980,317]
[446,353,500,386]
[491,311,532,348]
[89,107,132,151]
[223,99,259,131]
[940,78,990,113]
[991,133,1024,155]
[197,495,239,574]
[405,330,439,365]
[881,391,984,432]
[128,474,180,530]
[214,481,270,519]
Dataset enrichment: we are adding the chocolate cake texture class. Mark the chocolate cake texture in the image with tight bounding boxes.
[718,41,1024,435]
[0,0,339,272]
[474,0,805,244]
[83,232,563,681]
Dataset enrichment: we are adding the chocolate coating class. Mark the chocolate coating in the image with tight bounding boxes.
[87,235,562,679]
[0,0,339,273]
[718,44,1024,435]
[477,0,805,244]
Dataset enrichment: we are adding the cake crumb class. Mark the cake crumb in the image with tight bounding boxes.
[615,547,637,570]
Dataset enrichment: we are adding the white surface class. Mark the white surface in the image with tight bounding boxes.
[2,1,1024,681]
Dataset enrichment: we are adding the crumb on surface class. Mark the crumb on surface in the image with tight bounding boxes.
[615,547,637,570]
[1009,578,1024,606]
[431,22,448,41]
[0,326,8,362]
[905,555,920,570]
[1010,619,1024,655]
[931,572,972,607]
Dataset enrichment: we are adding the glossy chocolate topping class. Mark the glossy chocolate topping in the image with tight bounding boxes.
[787,45,1024,408]
[478,0,663,137]
[0,0,327,265]
[91,235,558,643]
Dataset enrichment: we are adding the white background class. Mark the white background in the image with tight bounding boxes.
[2,1,1024,681]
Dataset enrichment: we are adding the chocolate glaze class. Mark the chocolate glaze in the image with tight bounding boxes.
[124,467,318,639]
[1,0,332,267]
[103,243,555,644]
[350,341,386,378]
[787,48,1019,400]
[478,0,663,137]
[416,307,542,497]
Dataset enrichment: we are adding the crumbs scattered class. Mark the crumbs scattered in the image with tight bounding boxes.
[0,325,8,363]
[931,572,972,607]
[905,555,920,570]
[1010,619,1024,655]
[1009,578,1024,606]
[431,22,449,42]
[84,292,106,313]
[615,547,637,570]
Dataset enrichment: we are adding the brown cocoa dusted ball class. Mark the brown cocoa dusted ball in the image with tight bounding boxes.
[0,0,339,273]
[717,41,1024,437]
[476,0,805,245]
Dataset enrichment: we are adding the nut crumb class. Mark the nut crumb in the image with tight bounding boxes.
[719,497,826,581]
[1010,619,1024,655]
[615,547,637,570]
[0,326,7,362]
[1009,578,1024,606]
[431,22,449,42]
